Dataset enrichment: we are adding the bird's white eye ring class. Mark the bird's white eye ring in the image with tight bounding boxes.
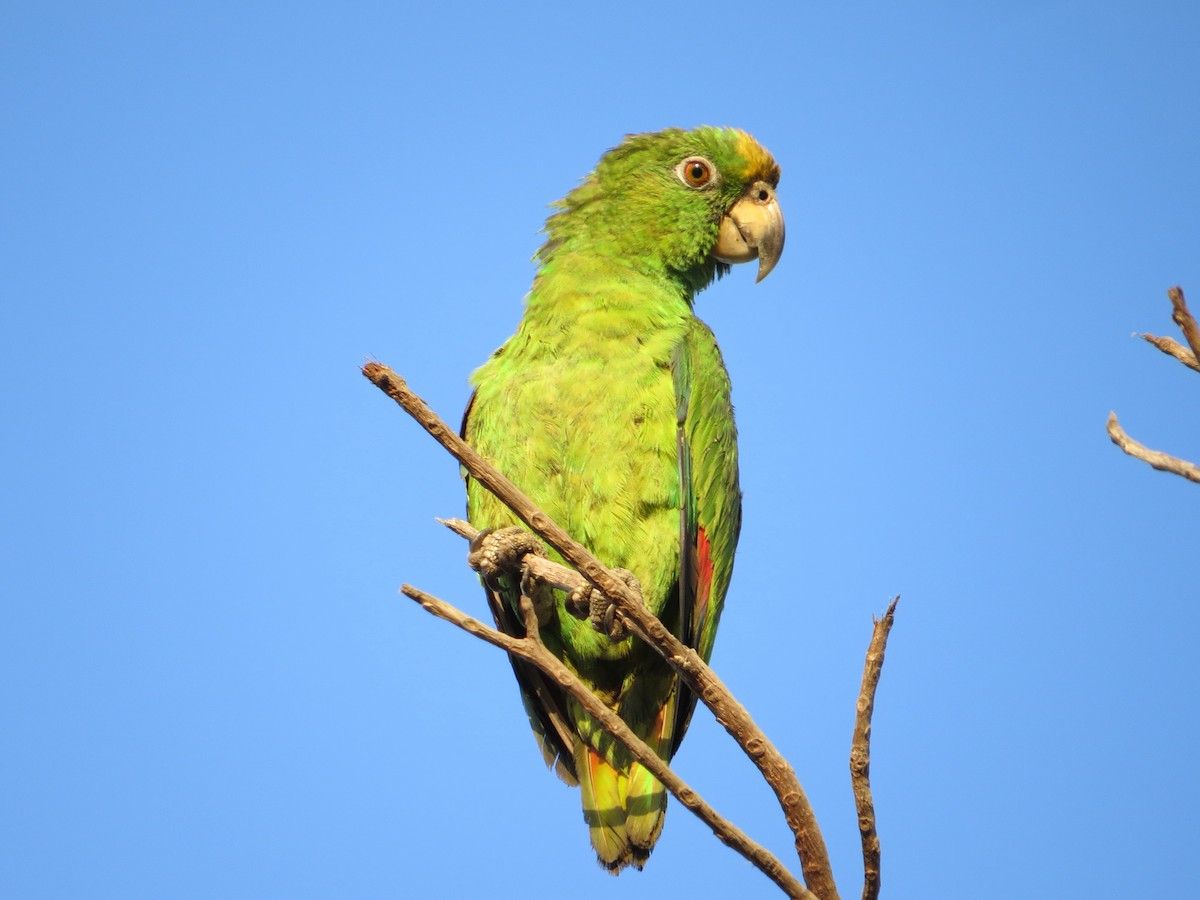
[677,157,715,188]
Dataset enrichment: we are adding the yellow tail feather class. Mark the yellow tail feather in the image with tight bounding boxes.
[623,694,673,860]
[577,744,633,872]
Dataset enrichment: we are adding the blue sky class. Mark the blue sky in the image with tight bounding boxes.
[4,2,1199,898]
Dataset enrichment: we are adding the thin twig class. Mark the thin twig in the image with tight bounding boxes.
[362,361,841,899]
[850,598,898,900]
[1140,333,1200,372]
[438,517,582,592]
[1169,286,1200,365]
[400,582,816,900]
[1107,412,1200,483]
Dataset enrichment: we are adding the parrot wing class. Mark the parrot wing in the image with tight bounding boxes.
[460,391,579,785]
[669,316,742,754]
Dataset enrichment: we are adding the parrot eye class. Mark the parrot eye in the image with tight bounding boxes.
[677,157,716,189]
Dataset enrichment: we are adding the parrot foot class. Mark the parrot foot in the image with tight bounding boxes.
[467,526,545,587]
[566,568,641,643]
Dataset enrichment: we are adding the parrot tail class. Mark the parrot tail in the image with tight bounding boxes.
[576,692,676,872]
[623,694,673,863]
[578,744,633,872]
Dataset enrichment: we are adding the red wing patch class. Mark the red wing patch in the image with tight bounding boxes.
[693,526,714,647]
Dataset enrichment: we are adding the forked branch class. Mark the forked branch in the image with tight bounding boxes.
[364,360,898,898]
[1109,286,1199,483]
[401,581,815,899]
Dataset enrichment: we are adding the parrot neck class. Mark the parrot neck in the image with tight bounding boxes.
[532,243,719,314]
[498,252,702,360]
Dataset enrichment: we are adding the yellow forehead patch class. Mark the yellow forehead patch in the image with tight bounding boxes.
[733,129,780,184]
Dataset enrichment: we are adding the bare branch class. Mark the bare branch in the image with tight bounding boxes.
[1169,286,1200,366]
[1107,412,1200,484]
[1140,332,1200,373]
[447,515,901,895]
[400,582,816,900]
[1110,287,1199,484]
[1141,286,1200,372]
[851,598,899,900]
[439,517,583,592]
[362,362,840,898]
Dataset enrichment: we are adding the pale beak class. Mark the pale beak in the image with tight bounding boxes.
[711,181,785,282]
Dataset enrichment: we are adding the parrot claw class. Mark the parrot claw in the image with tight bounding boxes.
[600,604,626,642]
[567,568,641,642]
[467,526,545,587]
[565,582,593,620]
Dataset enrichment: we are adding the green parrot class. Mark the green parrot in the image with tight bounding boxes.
[462,126,783,872]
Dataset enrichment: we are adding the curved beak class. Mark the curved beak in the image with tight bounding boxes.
[711,181,785,282]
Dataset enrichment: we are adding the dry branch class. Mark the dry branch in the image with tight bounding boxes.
[442,514,900,896]
[400,582,815,900]
[365,360,899,897]
[1107,412,1200,484]
[851,598,898,900]
[1140,333,1200,372]
[439,517,585,592]
[362,360,841,898]
[1109,286,1199,484]
[1169,286,1200,364]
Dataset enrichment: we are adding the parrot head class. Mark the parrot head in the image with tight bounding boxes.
[538,127,784,293]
